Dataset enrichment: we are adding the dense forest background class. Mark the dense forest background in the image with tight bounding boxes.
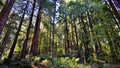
[0,0,120,68]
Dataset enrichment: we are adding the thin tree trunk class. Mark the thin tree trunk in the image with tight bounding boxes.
[51,0,56,57]
[0,28,10,56]
[65,19,69,54]
[81,15,90,63]
[87,10,97,59]
[71,22,75,50]
[20,1,35,58]
[73,19,79,50]
[46,31,49,54]
[7,1,28,59]
[49,21,52,56]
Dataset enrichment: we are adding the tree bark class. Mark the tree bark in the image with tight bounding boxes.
[20,1,35,58]
[73,19,79,50]
[0,0,15,35]
[0,27,11,56]
[7,1,28,59]
[65,19,69,54]
[30,6,42,56]
[51,0,57,57]
[81,15,90,63]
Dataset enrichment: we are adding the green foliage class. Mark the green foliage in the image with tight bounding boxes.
[0,0,4,6]
[0,0,120,67]
[49,57,90,68]
[37,0,53,8]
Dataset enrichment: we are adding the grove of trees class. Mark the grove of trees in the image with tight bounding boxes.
[0,0,120,68]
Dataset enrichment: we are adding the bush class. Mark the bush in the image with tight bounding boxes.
[49,57,90,68]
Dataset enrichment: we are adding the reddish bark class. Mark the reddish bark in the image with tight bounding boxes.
[30,6,42,56]
[0,0,15,35]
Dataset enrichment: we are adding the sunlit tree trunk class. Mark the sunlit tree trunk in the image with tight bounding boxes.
[51,0,57,57]
[0,0,15,35]
[73,18,79,50]
[70,22,75,50]
[46,31,49,54]
[87,10,97,60]
[80,15,90,63]
[49,20,52,56]
[0,27,11,56]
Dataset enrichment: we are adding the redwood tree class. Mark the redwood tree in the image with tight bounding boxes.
[30,5,42,56]
[0,0,16,35]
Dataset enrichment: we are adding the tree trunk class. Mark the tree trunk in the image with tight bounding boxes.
[73,19,79,50]
[81,15,90,63]
[51,0,56,57]
[49,20,52,56]
[65,19,69,54]
[20,1,35,58]
[87,10,97,60]
[0,27,11,56]
[7,1,28,59]
[30,6,42,56]
[71,23,75,50]
[0,0,15,35]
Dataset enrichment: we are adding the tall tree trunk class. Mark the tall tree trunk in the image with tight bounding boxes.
[0,0,15,35]
[7,1,28,59]
[87,10,97,60]
[65,19,69,54]
[20,1,35,58]
[30,6,42,56]
[49,20,52,56]
[51,0,56,57]
[0,28,11,56]
[70,23,75,50]
[73,19,79,50]
[46,31,49,54]
[80,15,90,63]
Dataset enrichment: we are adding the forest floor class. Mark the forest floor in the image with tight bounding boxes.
[0,57,120,68]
